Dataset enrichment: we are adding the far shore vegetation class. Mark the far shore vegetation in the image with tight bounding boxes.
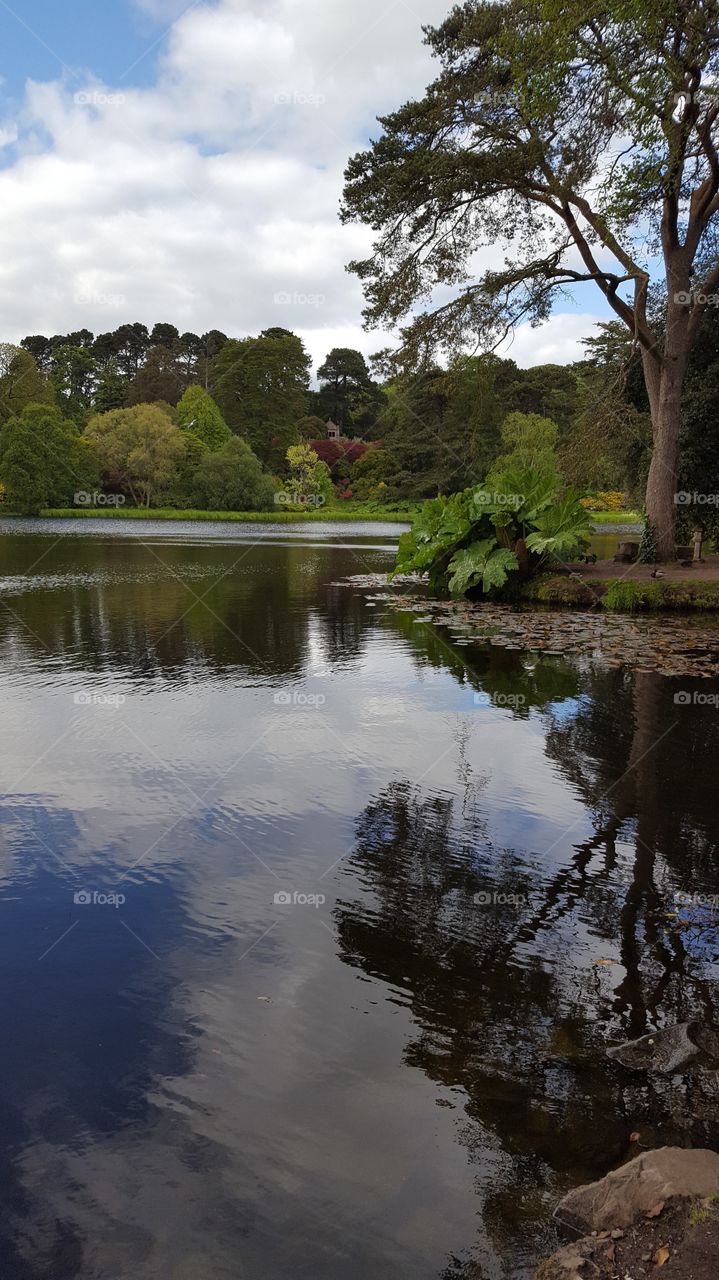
[0,321,707,546]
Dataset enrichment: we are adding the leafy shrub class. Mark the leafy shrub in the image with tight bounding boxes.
[581,490,627,511]
[310,438,370,478]
[191,437,275,511]
[349,447,394,500]
[284,443,334,504]
[394,464,591,598]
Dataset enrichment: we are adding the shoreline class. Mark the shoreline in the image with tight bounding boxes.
[0,506,641,532]
[32,506,414,524]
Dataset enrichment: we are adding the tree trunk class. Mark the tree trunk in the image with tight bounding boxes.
[642,288,690,561]
[644,369,684,559]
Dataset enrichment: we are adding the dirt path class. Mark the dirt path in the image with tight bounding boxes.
[568,554,719,582]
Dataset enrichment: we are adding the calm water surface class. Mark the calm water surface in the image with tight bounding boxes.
[0,517,718,1280]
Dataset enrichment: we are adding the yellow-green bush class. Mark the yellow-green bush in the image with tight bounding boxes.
[582,490,627,511]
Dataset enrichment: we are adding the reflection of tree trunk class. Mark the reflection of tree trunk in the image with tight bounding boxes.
[615,672,667,1034]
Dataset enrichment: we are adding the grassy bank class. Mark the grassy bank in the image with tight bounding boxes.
[36,504,416,524]
[586,510,642,524]
[8,504,634,529]
[521,575,719,611]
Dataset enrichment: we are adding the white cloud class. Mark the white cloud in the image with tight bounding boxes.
[0,0,605,370]
[498,312,607,367]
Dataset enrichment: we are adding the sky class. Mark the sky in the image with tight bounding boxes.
[0,0,608,375]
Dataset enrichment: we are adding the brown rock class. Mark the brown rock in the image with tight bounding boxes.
[554,1147,719,1235]
[534,1237,605,1279]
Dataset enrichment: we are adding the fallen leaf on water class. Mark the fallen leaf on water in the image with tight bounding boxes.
[653,1244,670,1265]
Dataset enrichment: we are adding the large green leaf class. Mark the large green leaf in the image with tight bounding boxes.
[392,487,488,577]
[525,489,592,558]
[470,465,560,534]
[447,539,518,597]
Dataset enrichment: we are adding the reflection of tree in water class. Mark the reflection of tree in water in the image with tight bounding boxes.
[384,606,583,715]
[334,651,719,1278]
[0,538,379,682]
[545,668,719,1035]
[335,780,625,1276]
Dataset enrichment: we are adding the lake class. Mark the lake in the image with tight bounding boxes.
[1,517,718,1280]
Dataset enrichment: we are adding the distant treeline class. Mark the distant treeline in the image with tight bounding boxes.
[1,313,717,525]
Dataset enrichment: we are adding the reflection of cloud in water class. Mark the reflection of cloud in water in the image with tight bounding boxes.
[1,530,718,1278]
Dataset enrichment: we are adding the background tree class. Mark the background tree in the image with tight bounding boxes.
[377,361,501,498]
[168,432,208,508]
[376,372,451,500]
[212,328,310,468]
[316,347,384,437]
[0,349,54,424]
[676,303,719,542]
[113,323,150,382]
[126,345,183,406]
[574,307,719,530]
[191,437,275,511]
[296,414,328,440]
[284,442,334,503]
[195,330,228,390]
[494,361,579,434]
[177,385,232,451]
[19,335,53,370]
[85,404,186,507]
[349,447,395,500]
[50,344,97,420]
[92,330,123,369]
[490,411,560,477]
[342,0,719,557]
[560,324,652,497]
[149,323,180,351]
[92,359,127,414]
[0,404,98,513]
